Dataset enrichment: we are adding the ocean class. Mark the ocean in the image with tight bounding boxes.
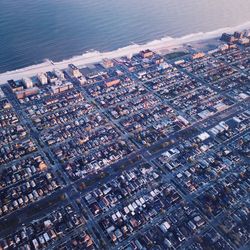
[0,0,250,73]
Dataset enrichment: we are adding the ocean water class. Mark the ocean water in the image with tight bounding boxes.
[0,0,250,73]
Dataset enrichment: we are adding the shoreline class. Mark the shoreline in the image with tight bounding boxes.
[1,21,250,84]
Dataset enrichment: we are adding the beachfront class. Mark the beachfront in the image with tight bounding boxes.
[1,21,250,84]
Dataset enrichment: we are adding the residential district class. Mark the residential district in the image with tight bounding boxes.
[0,30,249,250]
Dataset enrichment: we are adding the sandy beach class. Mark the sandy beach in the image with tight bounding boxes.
[0,20,250,85]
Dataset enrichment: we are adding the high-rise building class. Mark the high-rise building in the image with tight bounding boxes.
[22,77,33,88]
[37,73,48,85]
